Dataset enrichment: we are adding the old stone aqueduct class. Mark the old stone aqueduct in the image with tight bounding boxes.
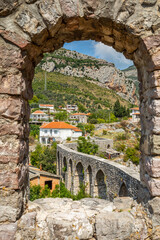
[57,144,147,201]
[0,0,160,238]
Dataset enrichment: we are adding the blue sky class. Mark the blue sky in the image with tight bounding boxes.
[63,40,133,70]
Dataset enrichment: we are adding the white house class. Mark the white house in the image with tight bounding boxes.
[39,104,54,113]
[39,121,82,145]
[130,107,140,122]
[66,104,78,113]
[30,110,50,122]
[70,113,88,124]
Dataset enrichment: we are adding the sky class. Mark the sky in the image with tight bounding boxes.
[63,40,133,70]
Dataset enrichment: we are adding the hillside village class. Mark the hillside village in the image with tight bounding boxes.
[29,48,141,199]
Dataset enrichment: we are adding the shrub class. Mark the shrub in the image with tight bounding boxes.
[103,130,107,135]
[115,143,126,152]
[124,147,140,165]
[66,137,71,141]
[77,136,98,155]
[114,133,128,141]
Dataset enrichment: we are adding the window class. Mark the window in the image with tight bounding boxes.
[54,130,58,134]
[45,180,52,190]
[50,129,52,135]
[45,130,47,133]
[42,138,45,144]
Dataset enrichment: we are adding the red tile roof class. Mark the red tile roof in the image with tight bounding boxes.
[131,107,139,110]
[71,113,86,116]
[32,110,46,114]
[39,104,54,107]
[132,112,140,115]
[40,121,82,132]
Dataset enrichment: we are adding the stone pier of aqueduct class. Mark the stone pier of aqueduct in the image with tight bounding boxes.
[0,0,160,238]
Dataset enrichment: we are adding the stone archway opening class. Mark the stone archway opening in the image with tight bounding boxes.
[95,170,107,199]
[86,165,92,196]
[0,0,159,227]
[119,182,129,197]
[74,162,84,194]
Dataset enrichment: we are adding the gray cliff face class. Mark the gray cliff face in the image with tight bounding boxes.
[41,48,139,105]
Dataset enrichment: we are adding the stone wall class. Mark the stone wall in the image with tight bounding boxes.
[0,0,160,234]
[57,144,150,202]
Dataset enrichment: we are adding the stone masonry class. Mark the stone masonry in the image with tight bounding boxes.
[0,0,160,238]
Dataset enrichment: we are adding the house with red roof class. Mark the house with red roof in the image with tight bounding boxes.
[39,104,54,113]
[39,121,82,144]
[130,107,140,122]
[30,110,50,122]
[70,113,88,124]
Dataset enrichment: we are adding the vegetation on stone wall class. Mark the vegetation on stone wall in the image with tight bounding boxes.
[30,182,90,201]
[77,136,98,155]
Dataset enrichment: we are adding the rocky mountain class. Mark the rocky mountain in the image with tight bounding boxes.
[40,48,139,105]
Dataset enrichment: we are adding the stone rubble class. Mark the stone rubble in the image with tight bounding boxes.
[10,197,158,240]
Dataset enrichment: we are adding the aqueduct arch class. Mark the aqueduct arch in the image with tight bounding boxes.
[0,0,160,224]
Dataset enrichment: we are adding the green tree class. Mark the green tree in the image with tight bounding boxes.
[30,124,40,138]
[29,95,39,105]
[55,111,68,121]
[77,136,98,155]
[78,103,86,113]
[113,100,121,117]
[30,143,57,174]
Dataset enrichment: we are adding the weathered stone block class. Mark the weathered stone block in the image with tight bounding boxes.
[148,70,160,88]
[0,136,29,162]
[0,189,23,210]
[142,0,157,7]
[0,0,19,16]
[148,197,160,227]
[0,223,17,240]
[0,73,22,95]
[38,0,62,37]
[0,206,17,223]
[147,99,160,116]
[0,162,28,189]
[145,156,160,177]
[145,174,160,196]
[0,38,25,69]
[0,156,19,164]
[151,135,160,155]
[96,211,135,239]
[15,8,48,45]
[0,96,30,121]
[16,212,36,239]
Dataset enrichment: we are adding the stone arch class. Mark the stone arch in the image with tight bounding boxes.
[94,169,107,199]
[86,165,92,196]
[74,162,84,194]
[68,159,73,192]
[119,182,129,197]
[0,0,159,226]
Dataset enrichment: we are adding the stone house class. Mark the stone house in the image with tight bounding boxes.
[29,165,61,191]
[39,121,82,144]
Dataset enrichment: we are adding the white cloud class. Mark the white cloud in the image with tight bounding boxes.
[93,42,133,70]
